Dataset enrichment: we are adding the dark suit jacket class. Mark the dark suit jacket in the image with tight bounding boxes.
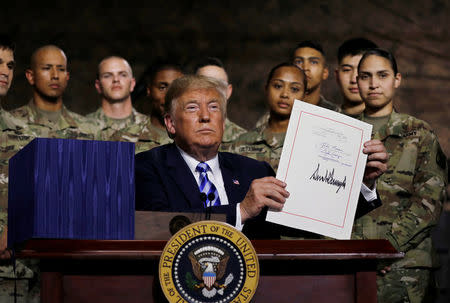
[135,143,279,237]
[135,144,380,239]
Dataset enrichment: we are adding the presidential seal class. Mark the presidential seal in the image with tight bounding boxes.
[159,221,259,303]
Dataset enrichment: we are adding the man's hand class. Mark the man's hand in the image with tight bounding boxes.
[363,139,389,188]
[240,177,289,223]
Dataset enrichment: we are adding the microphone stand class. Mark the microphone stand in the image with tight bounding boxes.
[207,193,215,221]
[200,193,210,220]
[200,192,215,220]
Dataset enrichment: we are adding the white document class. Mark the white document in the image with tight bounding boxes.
[266,100,372,239]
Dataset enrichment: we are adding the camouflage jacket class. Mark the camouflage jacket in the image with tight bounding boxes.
[9,100,96,140]
[352,111,447,268]
[0,127,36,279]
[317,95,341,113]
[1,108,34,217]
[104,115,172,154]
[1,108,27,131]
[222,118,246,143]
[87,107,148,140]
[224,121,285,172]
[254,95,341,128]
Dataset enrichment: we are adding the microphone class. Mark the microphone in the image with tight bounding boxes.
[207,193,215,202]
[200,192,207,207]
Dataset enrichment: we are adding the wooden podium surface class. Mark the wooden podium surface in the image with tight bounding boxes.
[18,239,402,303]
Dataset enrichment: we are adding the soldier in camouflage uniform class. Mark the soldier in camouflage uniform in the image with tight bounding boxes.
[335,38,378,118]
[194,57,246,143]
[254,94,341,128]
[87,56,165,153]
[230,122,285,172]
[254,41,342,128]
[232,62,388,243]
[354,49,447,303]
[0,37,40,303]
[2,45,96,302]
[292,41,341,111]
[0,129,37,303]
[145,60,184,146]
[9,45,96,139]
[228,62,307,172]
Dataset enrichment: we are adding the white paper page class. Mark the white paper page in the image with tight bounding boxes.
[266,100,372,239]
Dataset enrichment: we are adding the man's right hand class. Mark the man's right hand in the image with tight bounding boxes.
[240,177,289,223]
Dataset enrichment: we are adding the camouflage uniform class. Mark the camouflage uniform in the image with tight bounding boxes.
[222,118,246,143]
[317,95,341,113]
[87,107,168,153]
[9,100,96,140]
[87,107,149,141]
[0,113,37,302]
[2,101,96,302]
[133,121,173,154]
[352,111,448,303]
[225,120,284,172]
[254,95,341,128]
[0,109,34,227]
[104,117,172,155]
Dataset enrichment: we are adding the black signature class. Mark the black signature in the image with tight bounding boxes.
[310,163,347,193]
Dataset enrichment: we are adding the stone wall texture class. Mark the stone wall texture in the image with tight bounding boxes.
[1,0,449,157]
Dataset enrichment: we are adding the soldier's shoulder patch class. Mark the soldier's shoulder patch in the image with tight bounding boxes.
[159,221,259,303]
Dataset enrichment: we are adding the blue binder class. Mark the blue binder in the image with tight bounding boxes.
[8,138,135,247]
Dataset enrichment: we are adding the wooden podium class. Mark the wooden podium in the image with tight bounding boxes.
[17,239,402,303]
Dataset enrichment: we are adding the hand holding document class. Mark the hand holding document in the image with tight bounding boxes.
[266,100,372,239]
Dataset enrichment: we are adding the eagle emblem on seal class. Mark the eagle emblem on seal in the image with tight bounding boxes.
[188,245,233,298]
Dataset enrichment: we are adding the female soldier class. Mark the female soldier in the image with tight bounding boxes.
[355,48,447,303]
[228,62,306,172]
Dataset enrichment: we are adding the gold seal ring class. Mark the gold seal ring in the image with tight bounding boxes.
[159,220,259,303]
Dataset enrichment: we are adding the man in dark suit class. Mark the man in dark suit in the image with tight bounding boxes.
[135,75,388,237]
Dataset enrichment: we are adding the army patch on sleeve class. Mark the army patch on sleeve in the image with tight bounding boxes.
[159,221,259,303]
[238,146,264,153]
[400,130,417,138]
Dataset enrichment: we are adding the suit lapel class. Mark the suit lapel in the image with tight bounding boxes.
[219,153,245,204]
[166,144,204,208]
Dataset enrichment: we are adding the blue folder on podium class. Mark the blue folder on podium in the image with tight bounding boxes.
[8,138,135,247]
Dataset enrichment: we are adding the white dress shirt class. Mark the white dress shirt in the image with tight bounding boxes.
[177,147,243,229]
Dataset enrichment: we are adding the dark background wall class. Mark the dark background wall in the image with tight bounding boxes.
[1,1,449,301]
[1,0,449,156]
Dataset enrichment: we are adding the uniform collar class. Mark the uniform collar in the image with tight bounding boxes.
[26,99,79,129]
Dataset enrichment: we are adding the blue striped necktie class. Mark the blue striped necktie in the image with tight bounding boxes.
[196,162,221,207]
